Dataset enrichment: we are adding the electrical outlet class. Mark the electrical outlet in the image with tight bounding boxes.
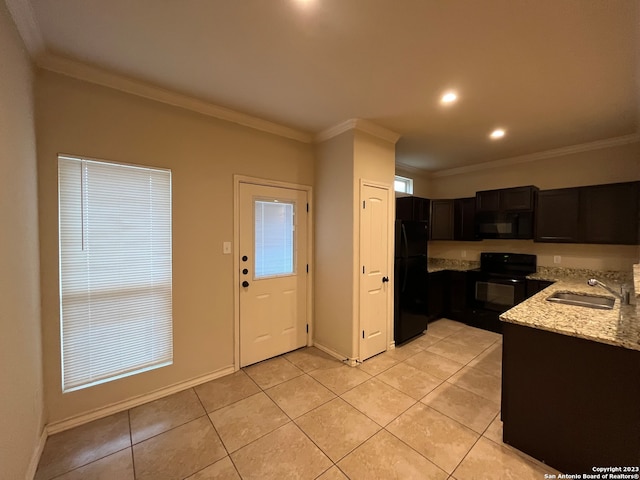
[223,241,231,254]
[553,255,561,264]
[461,250,467,258]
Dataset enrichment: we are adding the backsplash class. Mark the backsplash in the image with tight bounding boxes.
[427,257,479,271]
[428,240,638,272]
[532,266,633,284]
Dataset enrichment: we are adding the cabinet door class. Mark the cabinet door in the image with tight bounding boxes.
[475,190,500,212]
[501,186,536,211]
[427,271,445,321]
[396,196,430,221]
[535,188,580,243]
[454,197,477,241]
[446,270,468,321]
[580,182,639,245]
[430,200,454,240]
[525,279,555,298]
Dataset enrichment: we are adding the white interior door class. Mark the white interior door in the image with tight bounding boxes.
[238,183,308,367]
[360,183,391,361]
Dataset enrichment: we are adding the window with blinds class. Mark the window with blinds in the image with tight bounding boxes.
[254,200,294,278]
[58,155,173,392]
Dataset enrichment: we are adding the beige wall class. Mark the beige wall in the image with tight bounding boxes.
[395,165,431,197]
[429,240,638,272]
[314,130,396,359]
[353,132,396,354]
[428,142,640,198]
[314,131,355,358]
[426,142,640,270]
[0,3,45,478]
[36,70,315,423]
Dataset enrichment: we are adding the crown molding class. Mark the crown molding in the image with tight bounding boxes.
[431,133,640,178]
[37,53,314,144]
[395,161,428,175]
[5,0,45,58]
[316,118,401,144]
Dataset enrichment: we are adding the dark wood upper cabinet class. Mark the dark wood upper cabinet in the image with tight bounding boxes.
[580,181,639,245]
[535,181,639,245]
[535,188,580,243]
[501,186,537,210]
[476,186,537,212]
[454,197,478,241]
[429,197,477,241]
[475,190,501,212]
[430,200,454,240]
[396,196,430,222]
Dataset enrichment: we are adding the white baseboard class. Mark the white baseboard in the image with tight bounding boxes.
[46,365,235,435]
[313,342,358,366]
[26,428,48,480]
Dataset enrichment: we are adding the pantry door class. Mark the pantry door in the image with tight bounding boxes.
[238,182,308,367]
[359,183,391,361]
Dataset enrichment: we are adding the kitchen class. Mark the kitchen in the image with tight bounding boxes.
[393,177,639,473]
[3,1,640,479]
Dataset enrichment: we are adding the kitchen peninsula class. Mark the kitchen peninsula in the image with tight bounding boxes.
[500,272,640,473]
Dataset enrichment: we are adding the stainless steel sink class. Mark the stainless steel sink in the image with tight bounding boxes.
[546,291,615,310]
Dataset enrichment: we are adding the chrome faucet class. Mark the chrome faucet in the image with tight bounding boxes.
[587,278,630,305]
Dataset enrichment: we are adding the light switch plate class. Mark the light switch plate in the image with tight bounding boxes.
[553,255,561,264]
[223,241,231,254]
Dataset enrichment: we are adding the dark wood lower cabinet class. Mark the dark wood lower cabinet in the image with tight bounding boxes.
[426,271,445,321]
[502,322,640,474]
[446,270,468,321]
[525,279,554,298]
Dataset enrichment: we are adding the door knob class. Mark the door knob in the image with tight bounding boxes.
[242,281,250,288]
[382,276,389,283]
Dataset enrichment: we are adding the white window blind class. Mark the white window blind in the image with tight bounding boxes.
[58,156,173,392]
[254,200,294,278]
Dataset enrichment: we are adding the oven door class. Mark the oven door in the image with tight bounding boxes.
[472,275,527,312]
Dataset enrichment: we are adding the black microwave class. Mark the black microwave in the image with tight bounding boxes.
[475,211,534,239]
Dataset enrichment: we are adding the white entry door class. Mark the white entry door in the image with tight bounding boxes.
[238,182,308,367]
[360,183,391,361]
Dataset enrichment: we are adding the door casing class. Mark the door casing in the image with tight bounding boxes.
[233,175,313,370]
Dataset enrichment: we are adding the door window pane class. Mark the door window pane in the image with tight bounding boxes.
[254,200,294,278]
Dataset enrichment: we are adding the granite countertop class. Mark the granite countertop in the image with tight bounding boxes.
[501,275,640,352]
[634,264,640,299]
[427,258,479,273]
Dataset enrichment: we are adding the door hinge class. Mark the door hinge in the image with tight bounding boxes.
[306,264,309,273]
[362,266,365,274]
[306,203,309,212]
[362,330,365,339]
[306,324,309,333]
[363,200,366,209]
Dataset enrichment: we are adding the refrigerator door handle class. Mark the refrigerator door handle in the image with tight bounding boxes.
[401,224,409,292]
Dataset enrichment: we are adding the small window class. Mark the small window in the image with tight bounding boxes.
[58,155,173,392]
[394,175,413,194]
[254,200,295,278]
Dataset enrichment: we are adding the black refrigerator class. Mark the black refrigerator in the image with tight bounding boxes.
[394,219,429,345]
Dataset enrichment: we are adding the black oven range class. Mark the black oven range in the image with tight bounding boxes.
[467,252,537,333]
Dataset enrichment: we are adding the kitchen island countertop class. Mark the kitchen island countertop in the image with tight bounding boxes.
[500,275,640,352]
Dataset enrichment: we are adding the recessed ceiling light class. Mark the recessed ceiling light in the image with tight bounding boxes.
[490,128,506,139]
[440,91,458,104]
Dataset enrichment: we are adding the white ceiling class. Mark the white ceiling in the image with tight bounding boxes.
[18,0,640,172]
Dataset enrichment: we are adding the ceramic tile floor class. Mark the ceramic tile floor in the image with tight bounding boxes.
[35,319,562,480]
